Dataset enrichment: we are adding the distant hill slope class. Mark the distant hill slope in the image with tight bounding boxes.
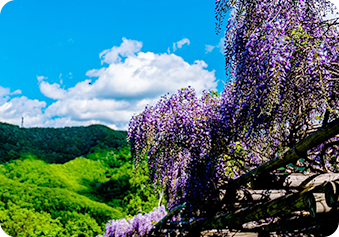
[0,122,127,164]
[0,122,163,237]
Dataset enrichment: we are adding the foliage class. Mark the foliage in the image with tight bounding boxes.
[0,149,162,236]
[0,171,122,227]
[0,122,127,164]
[0,123,163,236]
[0,201,64,237]
[99,160,163,216]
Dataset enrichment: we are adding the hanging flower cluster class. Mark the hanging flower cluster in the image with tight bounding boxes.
[104,205,167,237]
[126,0,339,222]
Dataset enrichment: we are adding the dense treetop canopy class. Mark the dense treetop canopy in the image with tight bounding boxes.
[0,122,127,164]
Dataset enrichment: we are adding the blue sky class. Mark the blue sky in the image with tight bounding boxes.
[0,0,230,130]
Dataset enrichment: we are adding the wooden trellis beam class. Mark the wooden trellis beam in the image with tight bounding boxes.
[244,210,339,234]
[152,117,339,236]
[251,173,339,190]
[220,117,339,195]
[185,183,327,233]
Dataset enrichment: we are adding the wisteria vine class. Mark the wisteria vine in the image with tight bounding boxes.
[103,205,167,237]
[218,0,339,173]
[128,88,232,216]
[126,0,339,225]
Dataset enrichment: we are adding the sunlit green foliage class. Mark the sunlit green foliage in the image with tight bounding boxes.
[99,159,163,216]
[0,149,163,213]
[0,201,64,237]
[0,123,163,236]
[0,172,122,231]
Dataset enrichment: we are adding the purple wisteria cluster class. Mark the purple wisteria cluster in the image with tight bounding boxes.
[217,0,339,172]
[126,0,339,224]
[128,87,232,216]
[103,205,167,237]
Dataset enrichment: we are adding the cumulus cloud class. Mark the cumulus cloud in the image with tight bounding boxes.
[99,37,142,65]
[1,37,218,130]
[0,85,22,104]
[0,96,46,127]
[12,90,21,95]
[0,86,11,97]
[86,51,216,99]
[39,81,67,100]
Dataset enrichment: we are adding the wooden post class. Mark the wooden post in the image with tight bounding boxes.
[309,193,332,218]
[325,180,339,207]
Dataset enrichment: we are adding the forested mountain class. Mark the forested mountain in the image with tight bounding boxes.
[0,122,127,164]
[0,123,162,237]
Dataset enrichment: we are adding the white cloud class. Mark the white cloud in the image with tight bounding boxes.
[0,86,11,97]
[37,75,47,83]
[205,45,215,53]
[176,38,190,48]
[99,37,142,65]
[0,85,22,104]
[206,37,225,54]
[0,96,46,127]
[216,37,224,52]
[11,89,21,95]
[1,37,218,130]
[86,49,216,100]
[39,81,67,100]
[173,42,177,52]
[171,38,190,52]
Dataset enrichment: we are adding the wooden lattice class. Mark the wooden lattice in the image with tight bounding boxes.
[150,118,339,237]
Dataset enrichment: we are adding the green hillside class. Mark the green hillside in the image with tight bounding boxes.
[0,123,163,237]
[0,122,127,164]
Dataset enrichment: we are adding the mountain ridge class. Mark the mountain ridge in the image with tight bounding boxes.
[0,122,128,164]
